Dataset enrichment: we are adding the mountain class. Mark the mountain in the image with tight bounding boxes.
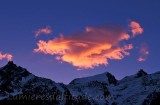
[0,61,160,105]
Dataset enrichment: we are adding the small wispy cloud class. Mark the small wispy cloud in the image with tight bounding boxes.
[130,21,143,37]
[137,43,149,62]
[35,26,52,37]
[138,57,146,62]
[0,52,13,61]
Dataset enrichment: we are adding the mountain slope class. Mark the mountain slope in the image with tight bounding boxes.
[0,61,160,105]
[0,61,72,105]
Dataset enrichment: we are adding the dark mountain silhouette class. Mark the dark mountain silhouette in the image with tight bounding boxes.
[0,61,160,105]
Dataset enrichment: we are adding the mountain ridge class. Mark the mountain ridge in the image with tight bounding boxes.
[0,61,160,105]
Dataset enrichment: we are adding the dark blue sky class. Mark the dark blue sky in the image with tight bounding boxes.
[0,0,160,83]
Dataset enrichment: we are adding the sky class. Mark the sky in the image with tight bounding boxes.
[0,0,160,84]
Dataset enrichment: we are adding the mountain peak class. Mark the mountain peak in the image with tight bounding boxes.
[69,72,117,85]
[105,72,117,84]
[7,61,14,64]
[4,61,17,69]
[135,69,148,78]
[0,61,31,78]
[7,61,16,65]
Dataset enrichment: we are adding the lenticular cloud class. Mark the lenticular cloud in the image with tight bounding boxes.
[34,24,137,69]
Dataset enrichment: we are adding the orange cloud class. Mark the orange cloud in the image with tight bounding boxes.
[0,52,13,61]
[130,21,143,37]
[137,44,149,62]
[35,26,52,37]
[34,25,133,69]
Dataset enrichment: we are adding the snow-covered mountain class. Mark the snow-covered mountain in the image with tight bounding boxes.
[0,61,160,105]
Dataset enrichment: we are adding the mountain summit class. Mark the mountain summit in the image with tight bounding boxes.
[0,62,160,105]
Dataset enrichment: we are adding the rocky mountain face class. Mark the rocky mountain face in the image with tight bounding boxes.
[0,61,160,105]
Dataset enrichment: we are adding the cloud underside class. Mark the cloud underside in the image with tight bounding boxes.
[0,52,12,61]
